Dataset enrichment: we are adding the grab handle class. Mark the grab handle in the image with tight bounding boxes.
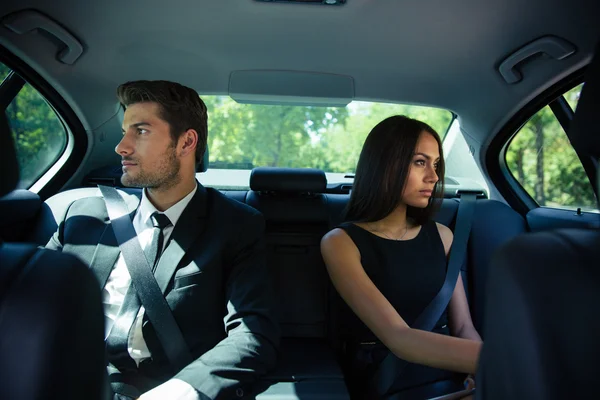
[2,10,84,65]
[499,36,575,84]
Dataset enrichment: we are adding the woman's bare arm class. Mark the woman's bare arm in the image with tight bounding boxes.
[436,223,482,342]
[321,228,481,374]
[448,275,482,341]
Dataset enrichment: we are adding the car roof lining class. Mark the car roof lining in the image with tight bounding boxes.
[0,0,599,177]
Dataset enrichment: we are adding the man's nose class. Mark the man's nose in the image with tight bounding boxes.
[115,131,133,156]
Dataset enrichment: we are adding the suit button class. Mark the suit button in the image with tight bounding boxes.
[236,388,244,397]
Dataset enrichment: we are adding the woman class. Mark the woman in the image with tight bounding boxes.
[321,115,481,399]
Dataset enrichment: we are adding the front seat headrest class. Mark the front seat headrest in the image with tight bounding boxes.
[250,167,326,193]
[0,111,19,197]
[196,146,209,173]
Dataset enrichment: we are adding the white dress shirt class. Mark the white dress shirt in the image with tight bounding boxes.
[103,184,199,399]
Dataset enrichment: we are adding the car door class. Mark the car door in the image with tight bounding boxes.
[488,77,599,233]
[0,57,84,243]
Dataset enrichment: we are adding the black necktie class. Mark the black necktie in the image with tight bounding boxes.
[106,211,172,370]
[144,213,172,271]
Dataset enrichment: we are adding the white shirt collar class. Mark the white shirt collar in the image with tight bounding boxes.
[137,183,198,228]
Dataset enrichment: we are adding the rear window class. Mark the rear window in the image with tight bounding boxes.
[198,96,453,190]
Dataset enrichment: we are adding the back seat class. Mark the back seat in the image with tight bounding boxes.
[16,167,527,397]
[246,167,349,398]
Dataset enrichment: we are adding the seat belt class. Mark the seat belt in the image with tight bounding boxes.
[98,185,192,371]
[371,192,479,397]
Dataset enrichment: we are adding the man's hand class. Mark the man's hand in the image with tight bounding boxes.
[137,379,200,400]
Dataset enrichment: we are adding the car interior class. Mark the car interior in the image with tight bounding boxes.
[0,0,599,399]
[0,110,106,399]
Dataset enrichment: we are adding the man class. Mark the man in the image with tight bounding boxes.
[47,81,280,399]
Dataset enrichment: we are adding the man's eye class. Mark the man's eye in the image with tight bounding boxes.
[137,128,148,135]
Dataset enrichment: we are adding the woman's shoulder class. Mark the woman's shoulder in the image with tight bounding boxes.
[323,222,371,252]
[323,222,363,241]
[321,226,356,248]
[321,227,361,264]
[433,222,453,255]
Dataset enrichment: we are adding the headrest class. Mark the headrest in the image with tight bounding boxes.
[0,111,19,197]
[250,167,326,193]
[197,146,209,173]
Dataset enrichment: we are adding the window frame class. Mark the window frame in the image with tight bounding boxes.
[548,87,597,185]
[486,69,598,214]
[0,45,88,200]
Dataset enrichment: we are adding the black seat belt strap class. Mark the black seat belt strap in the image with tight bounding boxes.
[98,185,192,370]
[372,192,478,396]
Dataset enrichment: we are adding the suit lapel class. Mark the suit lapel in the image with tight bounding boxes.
[154,183,209,294]
[89,188,141,288]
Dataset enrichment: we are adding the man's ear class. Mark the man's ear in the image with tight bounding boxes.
[179,129,198,157]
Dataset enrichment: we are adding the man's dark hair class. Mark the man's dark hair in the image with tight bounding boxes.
[345,115,445,226]
[117,80,208,168]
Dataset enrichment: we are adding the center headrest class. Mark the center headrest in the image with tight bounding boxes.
[250,167,327,193]
[0,111,19,197]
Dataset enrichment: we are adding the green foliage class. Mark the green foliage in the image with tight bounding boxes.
[506,95,597,210]
[314,102,452,173]
[204,97,350,169]
[204,96,452,174]
[5,80,66,188]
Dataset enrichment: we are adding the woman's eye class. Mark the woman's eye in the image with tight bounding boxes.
[414,159,426,166]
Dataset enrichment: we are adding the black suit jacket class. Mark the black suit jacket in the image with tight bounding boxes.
[47,183,280,399]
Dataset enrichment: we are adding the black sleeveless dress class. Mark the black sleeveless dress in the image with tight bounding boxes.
[336,220,461,398]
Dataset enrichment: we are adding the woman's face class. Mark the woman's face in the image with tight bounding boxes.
[401,131,440,208]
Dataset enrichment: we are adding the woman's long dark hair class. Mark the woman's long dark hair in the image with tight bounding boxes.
[344,115,445,225]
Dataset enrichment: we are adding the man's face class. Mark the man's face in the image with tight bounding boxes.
[116,102,181,189]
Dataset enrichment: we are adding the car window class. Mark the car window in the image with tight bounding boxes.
[0,63,10,82]
[505,87,597,212]
[198,95,453,190]
[1,62,68,189]
[564,83,584,111]
[442,118,491,196]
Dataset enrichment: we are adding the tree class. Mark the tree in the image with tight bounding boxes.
[203,96,349,169]
[203,96,453,174]
[315,102,452,173]
[2,75,66,188]
[505,97,597,210]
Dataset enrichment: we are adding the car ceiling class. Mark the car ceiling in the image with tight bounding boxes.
[1,0,600,174]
